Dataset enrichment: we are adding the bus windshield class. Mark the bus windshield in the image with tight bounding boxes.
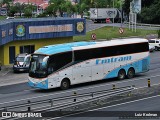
[29,52,72,78]
[29,55,49,78]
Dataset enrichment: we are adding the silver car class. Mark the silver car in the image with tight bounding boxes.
[13,53,31,72]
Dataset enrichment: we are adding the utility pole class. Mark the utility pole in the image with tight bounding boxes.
[113,0,114,29]
[120,0,125,28]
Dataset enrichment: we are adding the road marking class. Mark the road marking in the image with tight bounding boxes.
[89,95,160,111]
[2,70,11,76]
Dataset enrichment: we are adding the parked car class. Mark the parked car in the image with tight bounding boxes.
[148,39,160,51]
[149,45,155,52]
[13,53,31,73]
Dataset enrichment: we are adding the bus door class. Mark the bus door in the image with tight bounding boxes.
[72,61,92,84]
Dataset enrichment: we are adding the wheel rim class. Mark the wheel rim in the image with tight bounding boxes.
[119,71,125,79]
[128,69,135,78]
[120,73,124,79]
[128,71,133,77]
[63,82,68,88]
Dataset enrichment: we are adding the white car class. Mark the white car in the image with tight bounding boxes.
[149,45,155,52]
[6,17,15,19]
[148,39,160,51]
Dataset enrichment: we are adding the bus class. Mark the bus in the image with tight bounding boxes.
[28,38,150,90]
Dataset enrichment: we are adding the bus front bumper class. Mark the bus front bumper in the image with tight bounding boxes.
[28,80,48,89]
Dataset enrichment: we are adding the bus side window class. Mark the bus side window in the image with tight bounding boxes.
[48,51,72,75]
[48,66,54,74]
[48,57,55,74]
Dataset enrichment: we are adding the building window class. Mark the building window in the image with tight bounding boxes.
[20,45,35,54]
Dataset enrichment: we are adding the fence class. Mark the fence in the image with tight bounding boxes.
[124,22,160,29]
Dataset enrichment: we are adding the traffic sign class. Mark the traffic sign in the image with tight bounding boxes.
[91,33,96,40]
[119,27,124,34]
[106,18,110,23]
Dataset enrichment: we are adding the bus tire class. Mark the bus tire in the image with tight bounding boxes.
[127,68,135,79]
[60,79,70,90]
[118,69,126,80]
[155,46,158,51]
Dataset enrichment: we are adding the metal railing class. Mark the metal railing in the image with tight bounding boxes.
[0,85,135,119]
[124,22,160,29]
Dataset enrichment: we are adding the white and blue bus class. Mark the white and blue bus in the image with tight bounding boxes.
[28,38,150,89]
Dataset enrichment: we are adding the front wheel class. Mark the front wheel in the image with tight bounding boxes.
[60,79,70,90]
[118,69,126,80]
[127,68,135,79]
[155,46,158,51]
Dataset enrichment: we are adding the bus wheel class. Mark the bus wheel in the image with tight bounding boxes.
[60,79,70,90]
[118,69,126,80]
[127,68,135,79]
[155,46,158,51]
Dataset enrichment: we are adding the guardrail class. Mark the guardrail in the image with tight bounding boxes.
[0,85,135,119]
[124,22,160,29]
[43,85,135,111]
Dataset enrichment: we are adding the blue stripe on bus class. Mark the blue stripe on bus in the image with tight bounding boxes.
[34,41,96,55]
[104,57,150,79]
[28,79,48,89]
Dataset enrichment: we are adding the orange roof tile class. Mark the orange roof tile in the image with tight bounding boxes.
[14,0,48,6]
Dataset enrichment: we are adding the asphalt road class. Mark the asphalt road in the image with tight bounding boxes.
[86,20,160,32]
[55,95,160,120]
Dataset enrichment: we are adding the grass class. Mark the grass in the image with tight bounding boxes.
[73,26,157,41]
[0,16,6,20]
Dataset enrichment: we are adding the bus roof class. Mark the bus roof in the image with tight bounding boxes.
[34,41,96,55]
[73,38,148,50]
[34,38,148,55]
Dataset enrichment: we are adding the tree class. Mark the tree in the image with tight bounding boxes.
[141,0,153,7]
[2,0,11,5]
[49,0,66,17]
[47,0,76,17]
[65,1,75,17]
[122,0,132,16]
[7,5,18,17]
[45,3,56,16]
[14,2,25,17]
[140,0,160,24]
[24,8,32,18]
[75,2,89,17]
[24,4,35,18]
